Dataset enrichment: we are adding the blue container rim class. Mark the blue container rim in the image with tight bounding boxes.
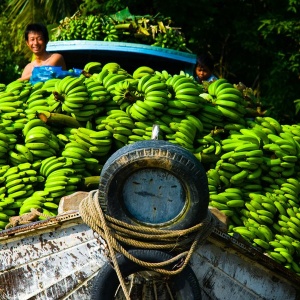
[47,40,196,64]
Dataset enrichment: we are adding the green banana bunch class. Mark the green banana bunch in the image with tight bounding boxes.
[132,66,155,79]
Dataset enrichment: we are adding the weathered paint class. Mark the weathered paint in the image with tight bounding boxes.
[0,213,299,300]
[0,213,107,300]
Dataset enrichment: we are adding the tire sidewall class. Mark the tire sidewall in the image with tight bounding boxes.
[91,249,202,300]
[98,140,209,230]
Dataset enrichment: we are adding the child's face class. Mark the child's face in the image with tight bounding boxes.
[195,64,212,82]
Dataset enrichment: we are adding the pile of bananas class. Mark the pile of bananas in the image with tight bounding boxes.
[2,61,300,276]
[205,115,300,273]
[152,27,187,51]
[52,14,105,41]
[51,10,189,52]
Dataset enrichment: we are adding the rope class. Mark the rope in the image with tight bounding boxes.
[79,189,216,299]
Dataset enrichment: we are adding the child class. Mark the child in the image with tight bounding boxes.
[194,53,218,83]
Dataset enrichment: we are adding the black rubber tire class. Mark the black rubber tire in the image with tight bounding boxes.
[98,140,209,230]
[91,249,202,300]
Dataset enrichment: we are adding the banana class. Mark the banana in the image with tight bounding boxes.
[43,182,67,193]
[219,162,240,173]
[67,84,88,95]
[30,148,56,158]
[113,133,128,144]
[171,75,190,90]
[132,66,155,79]
[219,175,230,187]
[221,141,246,152]
[89,137,112,146]
[129,105,148,121]
[0,95,18,104]
[174,82,199,92]
[47,167,76,179]
[232,226,255,240]
[128,135,144,142]
[3,166,20,178]
[209,200,229,210]
[45,179,69,188]
[26,142,51,150]
[234,143,259,152]
[214,99,240,108]
[62,149,85,160]
[176,87,200,96]
[146,90,169,98]
[217,87,243,97]
[137,74,153,92]
[145,82,168,94]
[226,199,245,208]
[103,74,127,89]
[253,238,270,250]
[5,177,23,190]
[167,100,186,109]
[64,144,92,158]
[89,144,112,155]
[43,160,68,178]
[267,251,286,264]
[175,94,202,104]
[43,202,59,210]
[209,193,229,204]
[177,123,196,143]
[9,189,27,199]
[207,78,226,96]
[134,100,156,114]
[65,77,85,95]
[144,95,168,105]
[257,209,274,219]
[8,150,28,164]
[214,105,242,121]
[247,226,266,241]
[88,130,112,139]
[216,93,242,103]
[0,212,9,222]
[260,202,277,215]
[245,150,263,157]
[113,126,132,136]
[26,125,51,137]
[7,183,26,195]
[230,169,249,184]
[215,82,234,95]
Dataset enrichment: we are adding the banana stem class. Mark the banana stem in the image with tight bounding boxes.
[114,23,133,30]
[37,112,81,128]
[52,91,64,101]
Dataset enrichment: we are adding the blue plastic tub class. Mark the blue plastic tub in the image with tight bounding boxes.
[47,41,196,75]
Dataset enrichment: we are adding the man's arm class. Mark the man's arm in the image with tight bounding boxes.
[19,63,33,81]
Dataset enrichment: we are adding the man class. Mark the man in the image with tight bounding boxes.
[19,23,66,81]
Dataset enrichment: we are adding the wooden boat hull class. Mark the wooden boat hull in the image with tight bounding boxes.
[0,210,299,300]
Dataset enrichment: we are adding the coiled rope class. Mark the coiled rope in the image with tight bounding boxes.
[79,189,216,299]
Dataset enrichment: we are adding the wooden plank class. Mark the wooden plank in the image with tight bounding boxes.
[191,243,297,300]
[0,223,107,299]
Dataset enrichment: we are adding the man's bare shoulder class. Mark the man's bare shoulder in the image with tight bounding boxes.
[49,53,66,69]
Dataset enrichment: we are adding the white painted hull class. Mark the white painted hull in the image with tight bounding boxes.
[0,211,299,300]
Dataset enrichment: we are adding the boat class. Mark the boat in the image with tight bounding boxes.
[0,196,299,299]
[0,42,299,300]
[1,138,300,300]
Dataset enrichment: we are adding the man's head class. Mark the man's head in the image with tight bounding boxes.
[24,23,49,43]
